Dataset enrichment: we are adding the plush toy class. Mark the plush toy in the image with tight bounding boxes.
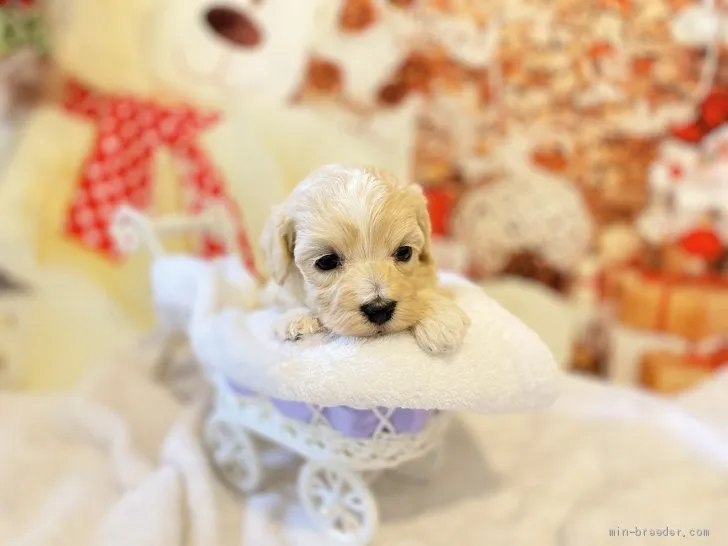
[452,133,593,289]
[0,0,425,389]
[0,0,321,387]
[238,98,419,194]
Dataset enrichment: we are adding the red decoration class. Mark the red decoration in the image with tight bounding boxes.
[531,148,568,173]
[685,346,728,371]
[671,122,705,144]
[62,79,258,275]
[598,0,631,14]
[701,90,728,129]
[423,186,457,237]
[587,41,614,60]
[631,57,655,76]
[678,228,724,261]
[0,0,35,7]
[667,163,684,180]
[670,88,728,144]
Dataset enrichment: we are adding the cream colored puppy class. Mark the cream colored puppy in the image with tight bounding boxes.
[260,164,471,355]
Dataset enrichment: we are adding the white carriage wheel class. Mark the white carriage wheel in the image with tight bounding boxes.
[204,415,262,494]
[298,461,379,546]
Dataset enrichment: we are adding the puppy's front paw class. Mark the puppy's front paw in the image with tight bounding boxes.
[412,301,470,355]
[274,310,324,342]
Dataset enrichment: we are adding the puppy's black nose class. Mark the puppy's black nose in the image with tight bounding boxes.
[360,299,397,325]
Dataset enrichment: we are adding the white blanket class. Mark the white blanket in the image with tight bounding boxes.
[1,336,727,545]
[153,256,559,412]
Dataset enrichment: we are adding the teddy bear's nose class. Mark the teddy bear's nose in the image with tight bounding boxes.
[205,6,262,48]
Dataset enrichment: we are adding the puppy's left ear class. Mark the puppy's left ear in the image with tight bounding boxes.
[410,184,433,265]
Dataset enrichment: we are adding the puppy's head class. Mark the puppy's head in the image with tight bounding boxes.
[261,164,437,336]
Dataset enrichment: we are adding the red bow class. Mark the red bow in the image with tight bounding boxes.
[679,228,724,261]
[62,79,257,275]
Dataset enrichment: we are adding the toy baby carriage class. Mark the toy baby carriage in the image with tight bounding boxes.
[110,203,558,546]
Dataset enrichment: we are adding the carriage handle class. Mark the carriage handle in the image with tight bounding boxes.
[109,202,240,260]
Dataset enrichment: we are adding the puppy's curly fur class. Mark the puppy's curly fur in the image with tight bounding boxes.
[259,164,470,355]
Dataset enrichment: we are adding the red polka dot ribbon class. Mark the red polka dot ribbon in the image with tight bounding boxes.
[62,79,258,275]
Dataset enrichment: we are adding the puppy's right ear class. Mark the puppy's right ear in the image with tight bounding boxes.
[260,206,295,285]
[409,183,434,265]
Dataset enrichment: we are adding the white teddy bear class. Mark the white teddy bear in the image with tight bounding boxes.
[0,0,420,389]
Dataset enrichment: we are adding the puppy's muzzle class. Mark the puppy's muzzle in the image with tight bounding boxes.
[360,299,397,325]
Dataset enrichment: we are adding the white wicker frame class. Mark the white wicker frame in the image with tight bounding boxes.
[203,373,448,546]
[109,205,451,546]
[207,371,450,472]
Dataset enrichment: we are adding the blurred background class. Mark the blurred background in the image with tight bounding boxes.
[1,0,723,394]
[287,0,728,397]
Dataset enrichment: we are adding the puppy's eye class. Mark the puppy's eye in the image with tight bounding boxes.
[393,246,413,262]
[315,253,341,271]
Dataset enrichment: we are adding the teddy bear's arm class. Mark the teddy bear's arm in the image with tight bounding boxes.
[0,107,92,244]
[201,116,290,268]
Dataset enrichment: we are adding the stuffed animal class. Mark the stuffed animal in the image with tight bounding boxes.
[0,0,425,389]
[7,0,324,322]
[0,0,320,387]
[452,132,593,287]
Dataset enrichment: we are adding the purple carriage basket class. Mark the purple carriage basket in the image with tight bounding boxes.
[228,379,436,439]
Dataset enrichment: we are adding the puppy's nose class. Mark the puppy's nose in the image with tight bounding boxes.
[360,299,397,325]
[205,6,263,48]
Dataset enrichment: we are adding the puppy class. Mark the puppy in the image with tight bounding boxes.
[259,164,470,355]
